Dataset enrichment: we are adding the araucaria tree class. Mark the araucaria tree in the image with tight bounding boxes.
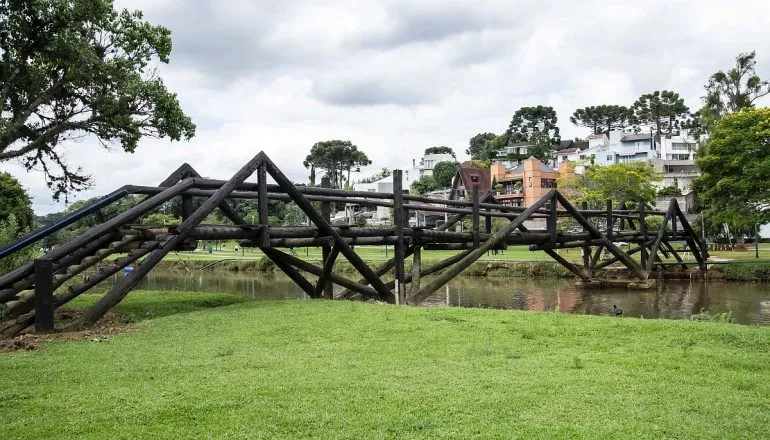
[0,0,196,200]
[692,108,770,227]
[631,90,689,136]
[303,140,371,189]
[699,51,770,134]
[506,106,560,144]
[570,105,634,134]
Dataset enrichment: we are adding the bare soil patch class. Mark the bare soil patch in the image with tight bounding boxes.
[0,309,138,353]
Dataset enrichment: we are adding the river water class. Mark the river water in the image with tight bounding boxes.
[136,270,770,325]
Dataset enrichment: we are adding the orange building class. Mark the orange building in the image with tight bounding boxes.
[490,157,572,207]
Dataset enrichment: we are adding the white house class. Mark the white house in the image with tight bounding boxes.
[352,150,457,224]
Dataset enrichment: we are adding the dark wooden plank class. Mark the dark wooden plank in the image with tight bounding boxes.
[393,170,406,303]
[262,155,394,303]
[315,245,339,299]
[320,177,333,298]
[258,164,270,248]
[34,259,54,333]
[75,152,267,328]
[472,185,480,248]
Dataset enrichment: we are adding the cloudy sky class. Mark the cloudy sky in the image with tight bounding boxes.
[4,0,770,214]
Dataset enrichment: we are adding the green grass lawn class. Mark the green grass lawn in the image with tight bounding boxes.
[2,292,769,439]
[170,242,770,264]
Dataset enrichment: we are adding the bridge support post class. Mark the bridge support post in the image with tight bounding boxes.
[393,170,406,304]
[34,259,54,333]
[320,177,333,299]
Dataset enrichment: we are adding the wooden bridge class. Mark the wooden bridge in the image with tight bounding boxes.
[0,152,708,336]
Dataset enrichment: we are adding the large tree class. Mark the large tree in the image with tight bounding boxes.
[0,172,33,231]
[0,0,195,200]
[692,108,770,227]
[699,51,770,134]
[466,132,499,161]
[303,140,371,189]
[526,131,555,163]
[631,90,689,136]
[570,105,634,134]
[562,162,661,207]
[506,106,560,144]
[431,161,460,188]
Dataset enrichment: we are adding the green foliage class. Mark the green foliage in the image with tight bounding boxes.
[631,90,690,135]
[466,132,499,161]
[717,262,770,282]
[141,212,181,226]
[0,172,33,231]
[702,51,770,123]
[525,131,555,162]
[570,105,634,134]
[303,140,371,189]
[0,213,34,275]
[506,105,560,144]
[658,186,682,197]
[431,161,459,188]
[410,175,439,195]
[0,0,196,199]
[644,215,666,232]
[281,204,307,226]
[424,146,455,157]
[569,162,662,207]
[693,108,770,226]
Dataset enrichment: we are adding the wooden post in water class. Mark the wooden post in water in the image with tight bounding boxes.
[581,201,590,273]
[320,177,333,299]
[410,246,422,296]
[639,203,648,268]
[393,170,406,304]
[472,185,480,248]
[34,259,54,333]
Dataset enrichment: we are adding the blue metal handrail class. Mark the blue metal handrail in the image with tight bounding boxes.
[0,187,130,259]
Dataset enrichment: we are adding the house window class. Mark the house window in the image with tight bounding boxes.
[606,155,613,161]
[470,176,479,183]
[541,178,557,188]
[528,177,532,187]
[562,155,567,161]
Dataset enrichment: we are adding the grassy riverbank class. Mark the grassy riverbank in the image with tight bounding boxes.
[2,292,769,439]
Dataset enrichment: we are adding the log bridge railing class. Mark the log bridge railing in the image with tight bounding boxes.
[0,151,708,335]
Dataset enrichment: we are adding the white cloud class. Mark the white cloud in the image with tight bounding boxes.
[4,0,770,214]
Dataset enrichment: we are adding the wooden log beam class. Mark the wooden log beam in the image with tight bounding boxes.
[315,245,339,299]
[261,248,318,298]
[320,177,333,299]
[555,192,644,279]
[409,246,422,296]
[393,170,406,304]
[33,259,54,333]
[335,193,494,300]
[262,155,394,303]
[644,204,674,277]
[73,153,267,329]
[409,190,556,305]
[267,248,380,300]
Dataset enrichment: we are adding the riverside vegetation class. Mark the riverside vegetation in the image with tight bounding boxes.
[1,291,768,439]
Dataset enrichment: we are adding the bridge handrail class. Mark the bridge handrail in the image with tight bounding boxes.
[0,187,130,259]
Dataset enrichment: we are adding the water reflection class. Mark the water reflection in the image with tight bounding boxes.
[136,270,770,326]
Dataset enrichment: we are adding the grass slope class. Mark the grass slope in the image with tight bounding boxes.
[1,292,769,439]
